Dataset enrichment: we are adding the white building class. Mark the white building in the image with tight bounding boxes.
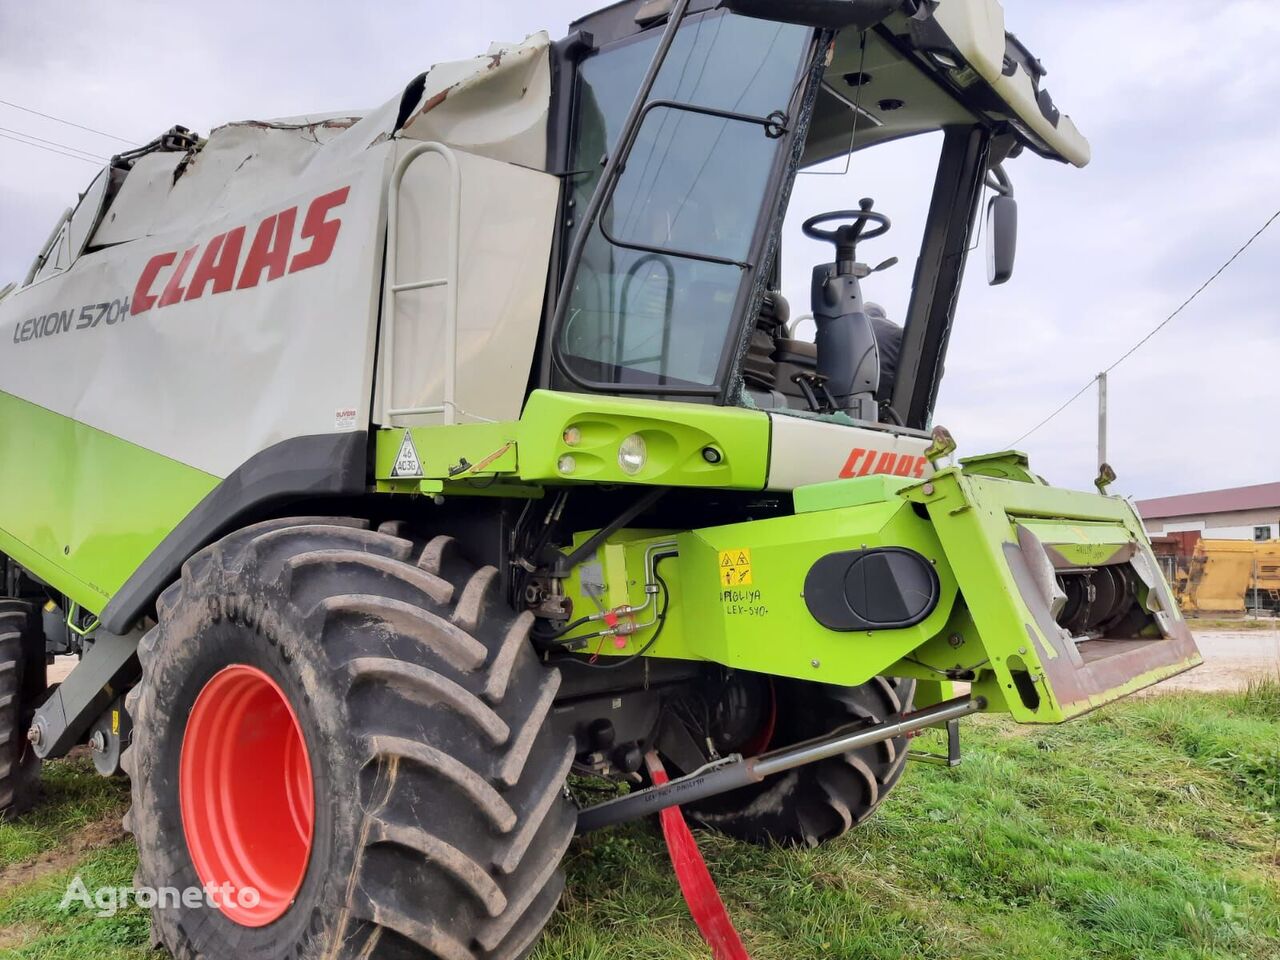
[1137,482,1280,542]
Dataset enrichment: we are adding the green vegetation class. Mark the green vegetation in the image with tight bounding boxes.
[0,756,127,866]
[2,691,1278,959]
[1186,617,1280,632]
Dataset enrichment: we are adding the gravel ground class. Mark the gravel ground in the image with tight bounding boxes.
[1154,626,1280,693]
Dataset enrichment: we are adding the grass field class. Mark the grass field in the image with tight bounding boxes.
[2,682,1278,960]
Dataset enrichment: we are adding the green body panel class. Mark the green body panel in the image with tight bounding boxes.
[677,502,957,681]
[373,421,535,497]
[792,474,913,513]
[561,495,956,684]
[560,464,1200,723]
[0,390,218,614]
[956,450,1041,483]
[561,502,957,682]
[374,389,770,492]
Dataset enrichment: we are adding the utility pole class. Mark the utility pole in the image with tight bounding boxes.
[1097,371,1108,470]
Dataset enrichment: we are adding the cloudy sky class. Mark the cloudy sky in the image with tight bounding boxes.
[1,0,1276,499]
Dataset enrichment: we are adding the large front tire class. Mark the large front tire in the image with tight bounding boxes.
[124,518,575,960]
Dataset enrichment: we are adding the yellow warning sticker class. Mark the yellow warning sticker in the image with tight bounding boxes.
[111,710,120,735]
[718,548,753,586]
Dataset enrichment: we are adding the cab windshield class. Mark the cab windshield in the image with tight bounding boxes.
[559,11,813,392]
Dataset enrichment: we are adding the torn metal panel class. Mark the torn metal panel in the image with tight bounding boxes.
[397,33,553,169]
[83,33,551,252]
[160,115,367,235]
[90,152,186,247]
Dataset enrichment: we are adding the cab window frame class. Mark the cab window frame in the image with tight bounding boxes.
[548,10,825,401]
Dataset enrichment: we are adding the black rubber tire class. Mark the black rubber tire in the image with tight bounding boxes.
[0,600,41,815]
[123,517,576,960]
[687,676,915,847]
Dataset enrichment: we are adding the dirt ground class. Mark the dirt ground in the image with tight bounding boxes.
[1154,625,1280,693]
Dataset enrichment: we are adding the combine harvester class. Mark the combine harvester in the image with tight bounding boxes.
[0,0,1201,956]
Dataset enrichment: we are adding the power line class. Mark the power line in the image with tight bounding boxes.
[1103,207,1280,375]
[1008,205,1280,447]
[0,125,107,161]
[0,98,137,145]
[1007,378,1099,449]
[0,130,103,165]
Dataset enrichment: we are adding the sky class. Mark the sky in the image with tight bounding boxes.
[1,0,1277,499]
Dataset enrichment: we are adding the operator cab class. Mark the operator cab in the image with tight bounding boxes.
[547,0,1087,430]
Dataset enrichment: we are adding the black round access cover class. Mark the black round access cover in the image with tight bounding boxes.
[803,547,939,632]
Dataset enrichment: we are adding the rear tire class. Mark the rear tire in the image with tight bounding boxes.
[687,676,915,846]
[0,600,41,815]
[124,517,575,960]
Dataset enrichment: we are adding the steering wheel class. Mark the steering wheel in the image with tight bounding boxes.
[802,198,891,246]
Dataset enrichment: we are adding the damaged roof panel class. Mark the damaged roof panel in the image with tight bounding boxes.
[397,32,552,169]
[82,33,552,250]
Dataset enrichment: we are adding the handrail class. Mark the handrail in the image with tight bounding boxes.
[381,140,462,424]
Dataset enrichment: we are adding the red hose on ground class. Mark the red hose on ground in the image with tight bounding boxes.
[644,751,751,960]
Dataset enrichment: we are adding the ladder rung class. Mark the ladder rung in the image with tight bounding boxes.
[388,404,446,417]
[392,278,448,293]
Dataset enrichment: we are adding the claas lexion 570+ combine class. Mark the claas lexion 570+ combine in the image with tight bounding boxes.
[0,0,1200,956]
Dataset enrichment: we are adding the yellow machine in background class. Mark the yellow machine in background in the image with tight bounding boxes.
[1178,540,1280,616]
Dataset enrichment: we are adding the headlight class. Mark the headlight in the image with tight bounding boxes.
[617,434,647,475]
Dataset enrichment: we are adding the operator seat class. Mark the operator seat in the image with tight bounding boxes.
[863,302,902,404]
[742,291,791,390]
[765,300,902,410]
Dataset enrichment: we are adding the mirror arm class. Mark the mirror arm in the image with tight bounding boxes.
[986,162,1014,198]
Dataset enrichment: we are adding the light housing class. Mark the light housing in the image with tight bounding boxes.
[617,434,648,476]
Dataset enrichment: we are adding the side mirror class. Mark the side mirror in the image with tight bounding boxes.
[720,0,900,30]
[986,194,1017,286]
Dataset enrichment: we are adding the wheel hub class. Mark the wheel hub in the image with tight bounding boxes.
[179,664,315,927]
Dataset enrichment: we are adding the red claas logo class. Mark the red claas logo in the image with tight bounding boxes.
[840,447,928,479]
[131,186,350,315]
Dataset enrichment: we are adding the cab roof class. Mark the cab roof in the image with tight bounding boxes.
[569,0,1089,168]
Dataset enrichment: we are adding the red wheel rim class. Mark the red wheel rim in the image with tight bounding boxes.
[180,664,315,927]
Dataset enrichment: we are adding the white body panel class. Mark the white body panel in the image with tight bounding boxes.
[933,0,1089,167]
[1,34,556,479]
[0,151,390,478]
[376,145,560,426]
[766,414,934,491]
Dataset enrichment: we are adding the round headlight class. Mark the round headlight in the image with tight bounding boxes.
[563,427,582,446]
[617,433,647,476]
[557,455,576,475]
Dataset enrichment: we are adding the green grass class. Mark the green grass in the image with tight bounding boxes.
[1186,617,1280,632]
[2,692,1278,959]
[0,756,128,867]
